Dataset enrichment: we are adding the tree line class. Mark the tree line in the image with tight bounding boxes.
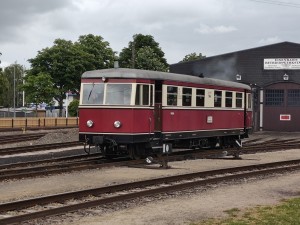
[0,34,205,116]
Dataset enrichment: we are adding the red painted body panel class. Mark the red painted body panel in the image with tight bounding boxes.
[79,108,154,133]
[81,78,153,84]
[79,107,250,134]
[161,109,245,132]
[163,80,247,92]
[246,111,253,128]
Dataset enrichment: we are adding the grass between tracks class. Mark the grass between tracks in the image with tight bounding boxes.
[191,197,300,225]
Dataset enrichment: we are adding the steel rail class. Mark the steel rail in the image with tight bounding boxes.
[0,159,299,224]
[0,153,102,170]
[0,126,78,133]
[0,133,46,145]
[0,157,133,181]
[0,141,81,156]
[1,139,300,181]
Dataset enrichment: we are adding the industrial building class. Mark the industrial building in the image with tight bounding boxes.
[170,42,300,131]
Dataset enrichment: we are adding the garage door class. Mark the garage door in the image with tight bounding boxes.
[263,82,300,131]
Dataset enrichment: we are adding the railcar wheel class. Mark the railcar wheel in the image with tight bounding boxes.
[128,144,143,159]
[101,145,115,159]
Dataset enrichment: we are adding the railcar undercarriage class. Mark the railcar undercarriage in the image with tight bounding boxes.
[82,133,244,160]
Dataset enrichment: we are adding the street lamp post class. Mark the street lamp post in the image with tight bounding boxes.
[13,64,16,118]
[22,66,25,107]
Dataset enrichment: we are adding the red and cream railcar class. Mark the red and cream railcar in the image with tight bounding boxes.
[79,68,252,158]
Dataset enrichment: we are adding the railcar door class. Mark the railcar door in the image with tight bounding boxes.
[154,81,162,131]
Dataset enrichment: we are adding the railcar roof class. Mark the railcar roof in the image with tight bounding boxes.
[82,68,251,90]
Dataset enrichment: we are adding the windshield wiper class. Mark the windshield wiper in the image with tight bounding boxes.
[87,83,95,101]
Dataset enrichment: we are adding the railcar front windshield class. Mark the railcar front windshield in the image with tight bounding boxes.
[105,84,132,105]
[82,83,105,104]
[81,83,132,105]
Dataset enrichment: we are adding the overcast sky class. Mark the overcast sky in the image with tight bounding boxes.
[0,0,299,68]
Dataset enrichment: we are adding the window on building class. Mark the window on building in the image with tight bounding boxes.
[167,86,178,106]
[287,89,300,106]
[182,88,192,106]
[196,89,205,106]
[236,92,243,108]
[225,91,232,107]
[214,91,222,107]
[265,89,284,106]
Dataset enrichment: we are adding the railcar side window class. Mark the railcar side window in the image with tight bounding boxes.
[150,85,154,106]
[105,84,132,105]
[214,91,222,107]
[135,84,150,106]
[247,93,252,109]
[167,86,178,106]
[236,92,243,108]
[225,92,233,107]
[196,89,205,106]
[182,88,192,106]
[82,83,105,104]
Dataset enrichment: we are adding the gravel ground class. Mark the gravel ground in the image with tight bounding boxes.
[0,128,79,149]
[0,129,300,224]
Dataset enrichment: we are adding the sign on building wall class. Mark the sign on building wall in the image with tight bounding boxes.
[264,58,300,70]
[280,114,291,121]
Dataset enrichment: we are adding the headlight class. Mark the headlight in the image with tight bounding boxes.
[86,120,94,127]
[114,120,121,128]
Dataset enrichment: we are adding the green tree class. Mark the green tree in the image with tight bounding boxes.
[22,73,57,115]
[181,52,206,62]
[28,34,115,116]
[76,34,115,70]
[0,70,9,107]
[68,99,79,117]
[119,34,168,71]
[135,46,168,71]
[1,63,25,108]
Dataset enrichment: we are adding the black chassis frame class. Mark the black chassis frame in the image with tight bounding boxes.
[79,128,249,155]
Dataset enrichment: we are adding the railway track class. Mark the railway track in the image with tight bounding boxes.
[0,133,46,145]
[0,155,134,182]
[0,126,78,133]
[242,138,300,153]
[0,159,299,225]
[0,152,102,170]
[0,141,81,156]
[1,138,300,181]
[155,138,300,163]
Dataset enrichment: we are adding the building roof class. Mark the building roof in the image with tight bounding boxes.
[169,41,300,87]
[171,41,300,66]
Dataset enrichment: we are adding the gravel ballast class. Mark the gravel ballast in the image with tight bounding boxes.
[0,129,300,224]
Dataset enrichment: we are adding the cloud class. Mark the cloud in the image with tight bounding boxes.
[259,37,282,45]
[0,0,74,43]
[194,24,237,34]
[0,0,300,68]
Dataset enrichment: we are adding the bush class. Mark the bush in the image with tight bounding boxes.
[68,99,79,117]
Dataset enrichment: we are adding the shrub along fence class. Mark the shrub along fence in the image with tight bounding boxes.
[0,117,79,129]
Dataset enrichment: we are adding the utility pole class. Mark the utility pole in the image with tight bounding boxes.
[131,34,137,69]
[13,64,16,117]
[131,40,135,69]
[22,66,25,107]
